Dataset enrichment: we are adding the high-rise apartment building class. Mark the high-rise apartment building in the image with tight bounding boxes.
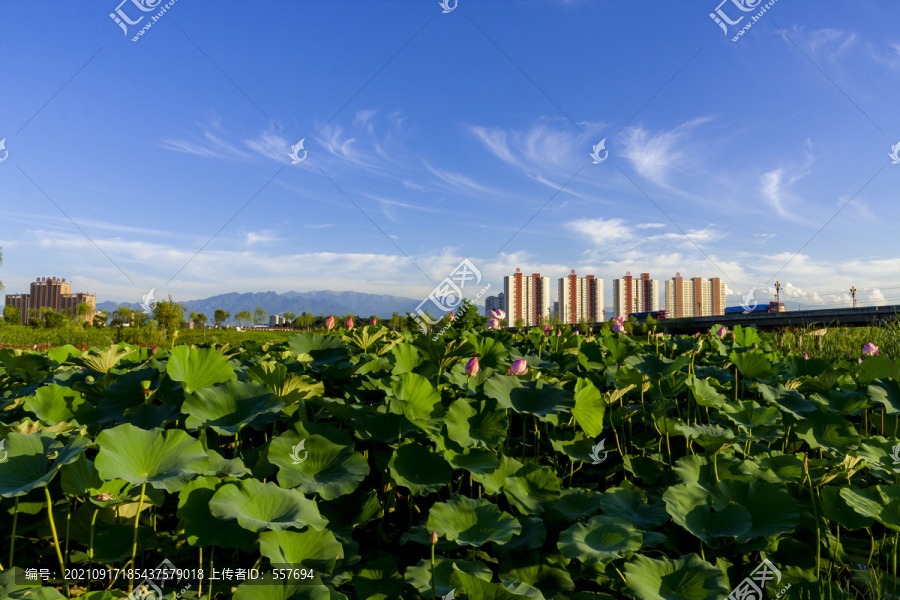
[612,272,659,317]
[503,268,551,327]
[664,273,726,317]
[557,270,604,324]
[4,277,96,324]
[484,293,505,317]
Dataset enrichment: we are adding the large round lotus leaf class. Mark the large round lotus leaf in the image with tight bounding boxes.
[176,476,257,550]
[558,515,642,565]
[685,375,727,408]
[428,495,521,547]
[259,528,344,574]
[405,557,492,597]
[551,488,604,521]
[720,400,782,431]
[183,379,284,436]
[448,567,533,600]
[0,432,87,497]
[444,447,501,475]
[247,361,325,400]
[445,397,508,449]
[503,464,562,514]
[675,423,736,454]
[858,356,900,385]
[758,383,817,419]
[268,423,369,500]
[472,455,524,496]
[810,389,870,416]
[708,479,799,542]
[351,556,407,600]
[232,575,332,600]
[663,483,751,543]
[672,454,754,489]
[820,486,874,530]
[205,448,251,478]
[598,487,669,530]
[856,437,900,483]
[24,384,90,424]
[500,560,574,599]
[209,479,327,532]
[484,376,574,421]
[867,379,900,415]
[571,378,606,438]
[840,485,900,532]
[388,372,446,436]
[746,451,804,483]
[45,344,82,366]
[287,332,349,364]
[388,442,453,496]
[61,454,103,497]
[166,345,237,394]
[500,514,547,552]
[730,351,775,380]
[793,410,860,453]
[70,344,133,374]
[624,553,729,600]
[94,424,209,493]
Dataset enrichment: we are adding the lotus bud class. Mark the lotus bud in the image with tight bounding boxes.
[371,317,377,327]
[717,326,727,338]
[497,309,506,320]
[86,375,95,384]
[487,318,499,330]
[326,315,335,330]
[150,346,158,355]
[489,310,499,319]
[863,343,880,356]
[508,359,528,376]
[802,454,809,476]
[465,356,480,377]
[612,323,624,334]
[544,324,550,335]
[803,352,809,360]
[346,316,354,331]
[556,328,561,337]
[431,531,438,546]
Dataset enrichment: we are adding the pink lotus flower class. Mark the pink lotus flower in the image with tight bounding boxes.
[346,316,354,330]
[508,359,528,376]
[717,326,727,338]
[613,315,626,325]
[371,317,377,326]
[863,343,880,356]
[326,315,335,330]
[803,352,809,360]
[612,323,624,333]
[544,324,550,335]
[556,328,562,337]
[487,319,499,330]
[466,356,480,377]
[859,358,864,365]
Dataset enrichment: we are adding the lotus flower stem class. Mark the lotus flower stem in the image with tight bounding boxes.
[43,487,70,597]
[430,530,438,600]
[208,545,215,600]
[804,461,821,578]
[127,483,146,594]
[198,547,203,596]
[9,497,18,567]
[64,500,71,568]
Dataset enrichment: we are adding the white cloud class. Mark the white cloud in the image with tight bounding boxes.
[620,117,711,187]
[565,218,633,246]
[637,222,666,229]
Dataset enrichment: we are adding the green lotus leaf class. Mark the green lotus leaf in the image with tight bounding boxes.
[624,553,729,600]
[707,479,800,542]
[448,567,533,600]
[388,442,453,496]
[269,422,369,500]
[571,378,606,437]
[820,486,874,530]
[663,483,751,543]
[45,344,82,365]
[501,514,547,552]
[856,436,900,483]
[810,389,870,416]
[758,383,817,419]
[484,375,574,421]
[0,567,65,599]
[597,486,669,530]
[205,448,251,478]
[858,355,900,385]
[730,351,775,380]
[0,432,88,497]
[444,447,501,475]
[61,453,103,497]
[247,361,324,403]
[550,488,604,521]
[445,397,508,449]
[793,410,860,453]
[502,463,562,514]
[233,575,332,600]
[720,400,782,432]
[24,384,90,424]
[70,344,132,373]
[166,345,237,394]
[183,379,284,436]
[176,476,258,550]
[94,423,209,493]
[472,455,524,495]
[428,495,521,546]
[351,556,407,600]
[388,372,446,435]
[287,332,349,364]
[559,514,642,565]
[624,354,687,378]
[390,342,424,375]
[867,379,900,415]
[405,557,492,597]
[259,528,344,574]
[730,325,762,348]
[676,423,736,454]
[685,375,727,408]
[209,478,327,532]
[840,485,900,532]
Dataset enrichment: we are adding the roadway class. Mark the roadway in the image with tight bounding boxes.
[656,304,900,334]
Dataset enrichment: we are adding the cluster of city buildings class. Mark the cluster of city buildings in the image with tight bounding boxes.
[485,269,725,326]
[4,277,96,324]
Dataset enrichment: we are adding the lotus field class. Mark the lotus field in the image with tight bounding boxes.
[2,323,900,599]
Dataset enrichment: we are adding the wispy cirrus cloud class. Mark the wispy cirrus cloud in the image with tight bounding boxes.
[620,117,712,188]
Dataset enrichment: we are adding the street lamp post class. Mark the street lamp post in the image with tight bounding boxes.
[775,281,781,305]
[850,286,857,308]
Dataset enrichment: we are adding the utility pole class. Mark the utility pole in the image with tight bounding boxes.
[850,286,857,308]
[774,281,781,304]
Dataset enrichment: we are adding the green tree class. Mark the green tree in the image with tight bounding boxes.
[389,312,401,331]
[113,305,133,327]
[578,317,590,335]
[214,309,229,329]
[3,304,21,325]
[152,300,186,333]
[253,306,268,326]
[42,308,68,329]
[515,317,525,330]
[75,302,92,325]
[283,312,296,329]
[134,311,150,328]
[235,310,252,328]
[92,309,108,328]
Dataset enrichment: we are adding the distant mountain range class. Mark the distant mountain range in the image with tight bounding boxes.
[96,290,472,322]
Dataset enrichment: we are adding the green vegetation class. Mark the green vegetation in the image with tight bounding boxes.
[0,322,897,598]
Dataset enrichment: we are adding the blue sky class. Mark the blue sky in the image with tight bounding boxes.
[1,0,899,312]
